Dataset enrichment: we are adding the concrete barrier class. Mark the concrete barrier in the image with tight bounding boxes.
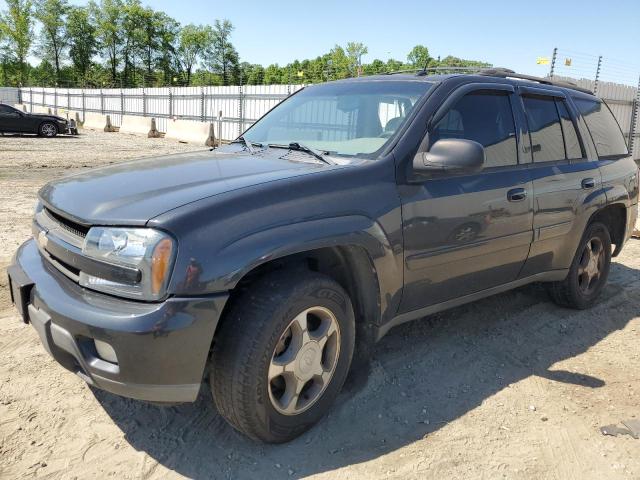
[165,119,216,146]
[83,112,115,132]
[119,115,160,138]
[32,105,52,115]
[14,103,26,112]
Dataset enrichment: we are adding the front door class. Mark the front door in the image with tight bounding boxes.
[398,84,534,313]
[0,104,22,132]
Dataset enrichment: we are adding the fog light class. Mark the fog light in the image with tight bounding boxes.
[94,339,118,364]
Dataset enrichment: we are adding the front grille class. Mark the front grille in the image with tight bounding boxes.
[44,207,89,238]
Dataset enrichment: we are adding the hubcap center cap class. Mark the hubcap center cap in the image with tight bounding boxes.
[295,342,322,381]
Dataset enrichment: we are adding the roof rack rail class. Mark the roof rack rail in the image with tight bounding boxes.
[477,68,594,95]
[385,66,484,76]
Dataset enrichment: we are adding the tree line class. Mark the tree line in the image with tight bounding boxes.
[0,0,490,88]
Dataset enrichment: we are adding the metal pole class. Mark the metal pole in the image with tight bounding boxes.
[82,89,86,122]
[100,89,104,114]
[218,109,223,146]
[549,47,558,77]
[594,55,603,95]
[29,88,32,112]
[120,88,124,117]
[200,87,205,122]
[168,88,173,118]
[142,89,147,117]
[629,75,640,157]
[238,84,243,137]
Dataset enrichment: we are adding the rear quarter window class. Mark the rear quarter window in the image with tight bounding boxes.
[573,98,628,158]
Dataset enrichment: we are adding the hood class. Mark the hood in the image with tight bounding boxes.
[29,113,66,121]
[39,146,342,225]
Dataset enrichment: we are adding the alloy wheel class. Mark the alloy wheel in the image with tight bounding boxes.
[268,306,341,415]
[577,236,605,295]
[41,123,57,137]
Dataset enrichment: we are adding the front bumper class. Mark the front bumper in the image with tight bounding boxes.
[8,239,228,403]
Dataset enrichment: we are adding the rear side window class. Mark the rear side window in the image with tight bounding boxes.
[0,104,15,114]
[522,96,565,162]
[430,91,517,168]
[556,100,583,159]
[574,98,628,157]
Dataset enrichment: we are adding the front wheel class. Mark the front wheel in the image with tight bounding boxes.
[210,270,355,443]
[548,222,612,309]
[39,122,58,137]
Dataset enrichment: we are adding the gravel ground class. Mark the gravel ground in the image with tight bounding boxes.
[1,130,640,480]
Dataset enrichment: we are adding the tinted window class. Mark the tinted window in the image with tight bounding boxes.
[556,100,583,159]
[574,98,628,157]
[430,91,517,168]
[0,104,15,114]
[522,96,565,162]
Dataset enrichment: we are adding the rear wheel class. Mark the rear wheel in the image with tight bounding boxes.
[210,270,355,443]
[548,222,611,309]
[39,122,58,137]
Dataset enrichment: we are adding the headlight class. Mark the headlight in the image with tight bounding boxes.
[79,227,176,301]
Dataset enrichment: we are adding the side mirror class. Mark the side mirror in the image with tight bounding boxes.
[413,138,485,176]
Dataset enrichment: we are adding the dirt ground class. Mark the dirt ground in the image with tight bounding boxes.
[1,130,640,480]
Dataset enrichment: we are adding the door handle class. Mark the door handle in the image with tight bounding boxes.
[507,188,527,202]
[581,178,596,189]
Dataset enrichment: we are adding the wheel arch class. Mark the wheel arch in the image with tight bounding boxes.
[209,215,401,362]
[588,202,627,256]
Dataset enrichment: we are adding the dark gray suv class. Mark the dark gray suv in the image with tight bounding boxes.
[8,69,638,442]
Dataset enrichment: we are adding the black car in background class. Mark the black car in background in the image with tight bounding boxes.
[0,103,73,137]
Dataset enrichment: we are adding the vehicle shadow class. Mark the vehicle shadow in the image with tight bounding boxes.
[93,259,640,479]
[0,133,79,139]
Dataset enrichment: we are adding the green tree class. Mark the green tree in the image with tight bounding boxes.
[407,45,431,68]
[0,0,33,85]
[90,0,123,84]
[206,19,238,86]
[345,41,368,76]
[66,6,97,83]
[385,58,404,72]
[328,45,350,79]
[120,0,145,86]
[155,13,180,85]
[33,0,69,83]
[177,24,210,85]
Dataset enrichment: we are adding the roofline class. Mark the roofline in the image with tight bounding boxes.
[476,68,594,95]
[382,66,594,96]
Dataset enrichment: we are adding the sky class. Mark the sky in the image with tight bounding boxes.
[4,0,640,85]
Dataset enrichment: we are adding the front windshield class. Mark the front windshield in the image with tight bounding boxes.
[243,81,432,158]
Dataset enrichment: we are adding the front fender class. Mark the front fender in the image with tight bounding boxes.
[167,215,403,319]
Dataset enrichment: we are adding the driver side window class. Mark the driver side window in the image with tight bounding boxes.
[430,91,518,168]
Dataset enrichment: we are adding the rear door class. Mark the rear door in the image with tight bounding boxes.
[517,87,605,277]
[398,83,534,313]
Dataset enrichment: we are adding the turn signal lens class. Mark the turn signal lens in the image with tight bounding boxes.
[151,238,173,295]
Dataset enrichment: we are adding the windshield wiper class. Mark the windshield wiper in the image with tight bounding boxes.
[268,142,334,165]
[232,136,263,154]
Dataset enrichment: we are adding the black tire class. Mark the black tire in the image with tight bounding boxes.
[548,222,612,309]
[38,122,58,137]
[210,270,355,443]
